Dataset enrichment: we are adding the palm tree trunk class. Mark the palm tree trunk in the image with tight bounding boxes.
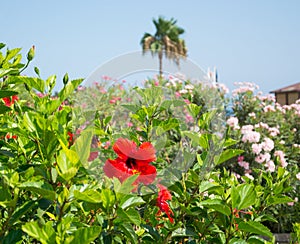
[158,50,163,78]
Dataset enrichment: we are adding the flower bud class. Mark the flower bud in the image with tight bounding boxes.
[63,73,69,86]
[27,45,35,61]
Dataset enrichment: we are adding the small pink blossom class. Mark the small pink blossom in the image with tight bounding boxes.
[268,127,280,137]
[265,160,275,172]
[185,114,194,123]
[241,125,254,134]
[175,92,181,98]
[255,153,271,164]
[237,155,244,162]
[241,131,260,143]
[252,143,262,155]
[274,150,287,168]
[227,117,239,130]
[296,172,300,180]
[261,138,274,152]
[238,161,249,170]
[245,173,254,180]
[127,122,133,127]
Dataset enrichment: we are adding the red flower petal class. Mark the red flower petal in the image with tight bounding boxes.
[136,164,157,185]
[134,142,156,163]
[103,158,134,182]
[156,184,174,223]
[113,138,136,160]
[2,95,18,107]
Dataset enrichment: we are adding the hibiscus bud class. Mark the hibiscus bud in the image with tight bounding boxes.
[63,73,69,86]
[27,45,35,61]
[34,66,40,76]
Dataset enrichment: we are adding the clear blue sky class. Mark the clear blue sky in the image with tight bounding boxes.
[2,0,300,94]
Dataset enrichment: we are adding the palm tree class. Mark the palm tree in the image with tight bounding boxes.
[140,16,187,77]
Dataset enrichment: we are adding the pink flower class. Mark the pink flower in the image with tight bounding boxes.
[245,173,254,180]
[263,105,276,113]
[274,150,287,168]
[185,114,194,123]
[175,92,181,98]
[261,138,274,152]
[237,155,244,162]
[242,131,260,143]
[265,160,275,172]
[296,172,300,180]
[255,153,271,164]
[241,125,254,134]
[252,144,262,155]
[268,127,280,137]
[227,117,239,130]
[238,161,249,170]
[127,122,133,127]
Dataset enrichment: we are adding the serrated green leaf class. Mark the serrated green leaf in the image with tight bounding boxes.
[22,221,56,244]
[68,226,102,244]
[200,199,231,216]
[238,221,273,238]
[216,149,244,165]
[74,189,102,203]
[115,208,141,226]
[120,195,145,209]
[19,181,55,200]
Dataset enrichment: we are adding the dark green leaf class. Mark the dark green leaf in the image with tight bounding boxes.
[238,221,273,238]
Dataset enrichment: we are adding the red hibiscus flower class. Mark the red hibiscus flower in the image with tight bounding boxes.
[156,184,174,223]
[103,138,157,185]
[2,95,18,107]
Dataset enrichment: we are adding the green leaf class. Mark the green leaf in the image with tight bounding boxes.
[215,149,244,165]
[247,236,267,244]
[101,189,115,210]
[68,226,102,244]
[171,228,197,238]
[74,129,93,167]
[2,229,22,244]
[238,221,273,238]
[119,223,138,244]
[232,184,256,210]
[9,200,36,225]
[58,78,83,102]
[19,181,55,200]
[199,181,220,193]
[74,189,102,203]
[22,221,56,244]
[0,104,12,114]
[56,148,79,182]
[199,199,231,216]
[120,195,145,210]
[7,76,45,92]
[267,196,293,206]
[115,174,138,197]
[0,90,18,99]
[122,104,140,113]
[115,208,141,226]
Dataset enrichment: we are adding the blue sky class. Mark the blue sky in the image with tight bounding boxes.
[2,0,300,94]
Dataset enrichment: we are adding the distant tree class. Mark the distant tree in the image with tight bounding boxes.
[140,16,187,77]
